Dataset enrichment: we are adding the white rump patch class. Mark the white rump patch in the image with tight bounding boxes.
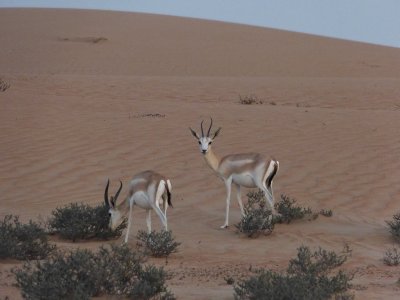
[167,179,172,192]
[156,180,166,207]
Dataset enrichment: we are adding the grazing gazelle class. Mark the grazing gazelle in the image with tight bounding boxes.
[189,118,279,228]
[104,170,172,243]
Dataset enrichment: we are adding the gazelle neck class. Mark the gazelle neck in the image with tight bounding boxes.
[203,148,220,173]
[117,197,130,214]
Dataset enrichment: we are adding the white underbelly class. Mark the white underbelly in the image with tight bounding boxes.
[131,191,152,209]
[232,174,256,188]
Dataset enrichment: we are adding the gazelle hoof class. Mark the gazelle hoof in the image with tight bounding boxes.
[220,224,229,229]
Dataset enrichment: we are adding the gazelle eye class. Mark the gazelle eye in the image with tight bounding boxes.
[198,141,201,145]
[108,213,111,217]
[208,141,212,145]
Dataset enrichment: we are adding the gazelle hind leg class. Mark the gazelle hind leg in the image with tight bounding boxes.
[258,183,276,214]
[162,195,168,219]
[261,160,279,214]
[153,205,167,230]
[234,183,245,217]
[146,210,152,233]
[221,178,233,229]
[155,181,168,230]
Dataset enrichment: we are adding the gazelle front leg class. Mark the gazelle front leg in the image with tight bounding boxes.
[153,205,168,231]
[146,210,152,233]
[260,185,277,214]
[221,177,232,229]
[125,201,134,243]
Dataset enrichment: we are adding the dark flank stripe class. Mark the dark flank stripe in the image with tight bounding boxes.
[266,161,278,189]
[165,181,173,208]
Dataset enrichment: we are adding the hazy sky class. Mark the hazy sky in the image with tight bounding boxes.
[1,0,399,48]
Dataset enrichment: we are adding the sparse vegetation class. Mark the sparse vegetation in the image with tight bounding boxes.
[225,276,235,285]
[239,94,263,105]
[47,203,126,242]
[320,209,333,217]
[131,113,166,119]
[386,213,400,242]
[235,190,274,238]
[383,246,400,266]
[234,245,353,300]
[274,194,318,224]
[13,244,174,300]
[136,230,181,258]
[59,36,108,44]
[0,78,10,92]
[0,215,55,260]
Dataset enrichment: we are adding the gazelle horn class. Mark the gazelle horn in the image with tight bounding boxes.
[104,179,110,208]
[207,117,213,137]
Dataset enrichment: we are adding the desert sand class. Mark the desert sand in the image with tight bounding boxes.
[1,8,400,299]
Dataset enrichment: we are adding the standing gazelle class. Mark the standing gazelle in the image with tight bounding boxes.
[190,118,279,228]
[104,170,173,243]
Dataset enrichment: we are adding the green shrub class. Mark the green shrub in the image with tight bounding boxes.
[136,230,181,258]
[235,190,274,238]
[48,203,126,242]
[383,246,400,266]
[13,244,174,300]
[234,245,353,300]
[0,215,55,260]
[274,195,317,224]
[386,213,400,242]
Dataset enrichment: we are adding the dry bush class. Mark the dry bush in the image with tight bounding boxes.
[383,246,400,266]
[0,215,55,260]
[235,190,274,238]
[47,203,126,242]
[274,195,318,224]
[320,209,333,217]
[239,94,263,105]
[13,244,174,300]
[234,245,353,300]
[136,230,181,258]
[386,213,400,242]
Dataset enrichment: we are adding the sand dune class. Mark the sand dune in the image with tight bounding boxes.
[1,8,400,299]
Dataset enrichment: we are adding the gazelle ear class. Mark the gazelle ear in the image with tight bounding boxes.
[110,196,115,208]
[189,127,200,139]
[213,127,221,139]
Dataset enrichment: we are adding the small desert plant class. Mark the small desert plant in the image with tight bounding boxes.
[136,230,181,258]
[0,215,55,260]
[383,246,400,266]
[239,94,263,105]
[0,79,10,92]
[13,244,174,300]
[386,213,400,242]
[274,194,317,224]
[235,190,274,238]
[225,276,235,285]
[320,209,333,217]
[234,245,353,300]
[48,203,126,242]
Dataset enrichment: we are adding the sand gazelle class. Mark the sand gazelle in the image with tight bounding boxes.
[189,118,279,228]
[104,171,173,243]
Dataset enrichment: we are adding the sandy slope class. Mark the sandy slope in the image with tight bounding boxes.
[1,8,400,299]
